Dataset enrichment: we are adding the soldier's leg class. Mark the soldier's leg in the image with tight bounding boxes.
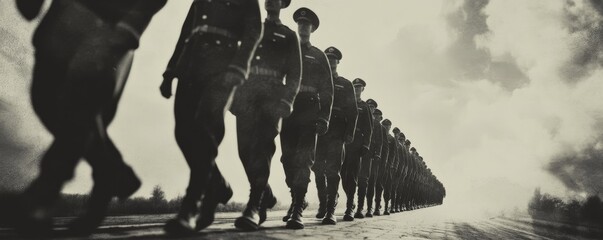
[342,146,361,220]
[312,136,328,218]
[355,152,372,218]
[234,105,279,230]
[23,42,133,232]
[322,126,345,224]
[366,158,379,217]
[279,118,300,221]
[284,124,317,229]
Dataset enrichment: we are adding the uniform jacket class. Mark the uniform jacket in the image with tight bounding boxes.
[330,74,358,139]
[369,118,383,159]
[350,100,372,150]
[164,0,262,78]
[294,42,333,125]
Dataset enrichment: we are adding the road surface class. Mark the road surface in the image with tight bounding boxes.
[1,206,602,239]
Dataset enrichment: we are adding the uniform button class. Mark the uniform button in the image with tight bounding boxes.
[256,56,261,60]
[259,44,263,48]
[216,40,221,45]
[202,15,207,20]
[226,2,231,6]
[272,39,276,42]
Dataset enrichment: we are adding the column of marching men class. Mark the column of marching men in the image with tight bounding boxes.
[10,0,445,236]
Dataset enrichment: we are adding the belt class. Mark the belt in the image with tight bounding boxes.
[299,85,317,93]
[190,24,238,39]
[249,66,283,78]
[332,106,343,111]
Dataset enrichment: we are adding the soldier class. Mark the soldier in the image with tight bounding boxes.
[382,125,398,216]
[354,99,379,219]
[312,46,358,225]
[231,0,301,231]
[391,131,407,213]
[341,78,372,221]
[159,0,262,235]
[398,139,412,211]
[365,107,383,218]
[14,0,166,235]
[373,118,391,216]
[280,7,333,229]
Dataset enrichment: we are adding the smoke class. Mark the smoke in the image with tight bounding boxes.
[548,141,603,196]
[444,0,529,91]
[560,0,603,82]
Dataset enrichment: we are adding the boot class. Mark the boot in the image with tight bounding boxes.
[234,188,263,231]
[354,192,366,219]
[195,177,233,231]
[322,194,338,225]
[164,195,200,236]
[68,166,141,235]
[343,195,355,221]
[383,201,390,215]
[315,174,327,219]
[373,198,381,216]
[259,187,277,225]
[322,178,339,225]
[282,191,294,222]
[286,190,307,229]
[365,196,374,218]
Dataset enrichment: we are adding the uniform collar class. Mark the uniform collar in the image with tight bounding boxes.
[265,18,282,25]
[301,41,313,49]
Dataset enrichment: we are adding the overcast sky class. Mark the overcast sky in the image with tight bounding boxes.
[2,0,603,218]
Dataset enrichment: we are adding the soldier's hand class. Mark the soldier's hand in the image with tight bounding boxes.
[160,77,173,99]
[223,70,245,89]
[361,146,370,155]
[344,134,354,144]
[315,119,329,136]
[274,101,292,118]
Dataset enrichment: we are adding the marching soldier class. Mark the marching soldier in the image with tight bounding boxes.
[391,131,407,213]
[341,78,372,221]
[312,46,357,225]
[382,126,398,215]
[160,0,262,235]
[355,99,379,218]
[15,0,166,235]
[399,139,412,211]
[365,107,383,218]
[231,0,301,231]
[280,7,333,229]
[373,118,391,216]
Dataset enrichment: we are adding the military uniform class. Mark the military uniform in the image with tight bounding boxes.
[373,119,391,216]
[19,0,165,234]
[280,7,333,229]
[312,47,358,224]
[390,131,406,213]
[364,107,383,217]
[341,78,372,221]
[232,7,301,230]
[162,0,262,234]
[355,99,379,218]
[382,130,398,215]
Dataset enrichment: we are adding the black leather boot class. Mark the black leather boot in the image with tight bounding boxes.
[68,166,141,235]
[164,195,200,236]
[383,201,390,215]
[259,187,277,225]
[343,195,355,221]
[322,179,339,225]
[286,191,307,229]
[195,177,233,231]
[315,174,327,219]
[234,188,263,231]
[282,191,294,222]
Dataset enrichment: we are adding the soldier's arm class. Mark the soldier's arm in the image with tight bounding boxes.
[376,125,384,158]
[317,52,334,125]
[228,0,263,77]
[345,81,359,140]
[115,0,167,48]
[281,31,302,108]
[361,105,373,150]
[164,4,194,78]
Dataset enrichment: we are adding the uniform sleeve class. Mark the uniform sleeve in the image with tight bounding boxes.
[116,0,167,47]
[281,31,302,108]
[345,80,359,140]
[361,104,373,149]
[228,0,263,77]
[164,4,194,77]
[317,52,334,124]
[375,124,383,157]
